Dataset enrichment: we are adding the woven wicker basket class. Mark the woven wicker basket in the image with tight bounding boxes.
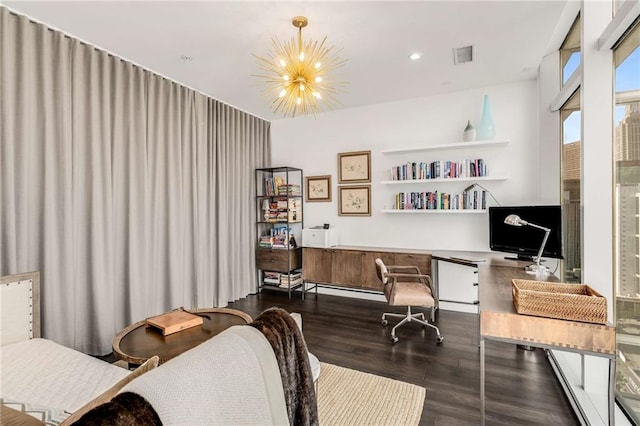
[511,279,607,324]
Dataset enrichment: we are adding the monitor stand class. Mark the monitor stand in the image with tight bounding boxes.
[504,254,535,262]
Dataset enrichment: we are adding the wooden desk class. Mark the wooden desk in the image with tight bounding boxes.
[478,265,615,425]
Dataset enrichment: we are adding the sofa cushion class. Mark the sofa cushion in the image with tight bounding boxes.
[61,356,159,425]
[1,339,130,413]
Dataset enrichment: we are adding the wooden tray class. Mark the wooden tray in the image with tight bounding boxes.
[146,310,203,336]
[511,279,607,324]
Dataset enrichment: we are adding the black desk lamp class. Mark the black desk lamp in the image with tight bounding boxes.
[504,214,550,275]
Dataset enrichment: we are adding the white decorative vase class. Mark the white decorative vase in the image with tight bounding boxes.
[463,120,476,142]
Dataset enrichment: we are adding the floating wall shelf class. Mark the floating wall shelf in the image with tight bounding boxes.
[380,140,509,154]
[381,209,487,214]
[380,176,509,185]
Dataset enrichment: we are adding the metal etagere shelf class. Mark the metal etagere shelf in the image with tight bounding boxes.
[255,166,310,299]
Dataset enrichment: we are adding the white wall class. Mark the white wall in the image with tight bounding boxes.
[271,80,542,252]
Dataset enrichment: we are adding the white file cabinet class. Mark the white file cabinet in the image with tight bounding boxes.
[434,259,479,313]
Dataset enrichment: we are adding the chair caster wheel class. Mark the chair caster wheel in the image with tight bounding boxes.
[391,336,399,344]
[437,336,444,344]
[381,319,388,326]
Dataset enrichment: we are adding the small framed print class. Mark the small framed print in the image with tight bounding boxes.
[338,185,371,216]
[338,151,371,184]
[305,175,332,202]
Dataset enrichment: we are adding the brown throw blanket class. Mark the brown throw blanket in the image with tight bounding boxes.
[250,307,319,426]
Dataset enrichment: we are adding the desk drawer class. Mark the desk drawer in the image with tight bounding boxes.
[256,248,301,273]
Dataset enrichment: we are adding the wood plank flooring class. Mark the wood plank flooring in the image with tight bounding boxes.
[228,291,579,426]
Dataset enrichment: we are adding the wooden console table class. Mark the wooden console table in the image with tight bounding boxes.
[302,245,431,291]
[478,264,615,425]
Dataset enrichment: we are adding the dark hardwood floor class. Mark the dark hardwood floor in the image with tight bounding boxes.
[229,290,579,426]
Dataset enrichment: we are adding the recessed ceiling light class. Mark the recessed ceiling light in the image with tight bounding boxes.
[180,55,193,62]
[409,52,422,60]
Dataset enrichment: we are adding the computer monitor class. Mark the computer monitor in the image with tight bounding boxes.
[489,205,563,260]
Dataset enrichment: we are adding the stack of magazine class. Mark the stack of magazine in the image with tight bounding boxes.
[280,272,302,288]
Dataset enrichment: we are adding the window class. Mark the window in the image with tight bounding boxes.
[561,15,581,85]
[613,19,640,423]
[561,89,581,283]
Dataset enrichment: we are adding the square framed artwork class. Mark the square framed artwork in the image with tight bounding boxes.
[338,151,371,184]
[338,185,371,216]
[305,175,332,202]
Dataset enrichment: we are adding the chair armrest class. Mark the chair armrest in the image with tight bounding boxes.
[386,265,421,274]
[386,273,436,298]
[386,272,430,280]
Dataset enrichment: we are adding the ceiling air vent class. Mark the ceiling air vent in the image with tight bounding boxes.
[453,45,473,65]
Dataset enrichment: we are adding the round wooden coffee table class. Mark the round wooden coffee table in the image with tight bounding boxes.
[113,308,252,366]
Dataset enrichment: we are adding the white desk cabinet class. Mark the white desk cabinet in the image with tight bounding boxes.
[434,259,479,313]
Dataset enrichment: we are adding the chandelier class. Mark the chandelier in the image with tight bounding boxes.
[254,16,346,118]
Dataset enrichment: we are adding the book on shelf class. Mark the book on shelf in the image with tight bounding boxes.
[279,278,303,287]
[264,176,302,196]
[390,158,488,181]
[277,184,301,196]
[262,199,301,222]
[258,226,298,249]
[281,272,302,281]
[393,189,487,210]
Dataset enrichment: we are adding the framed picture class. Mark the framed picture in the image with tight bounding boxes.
[338,151,371,183]
[305,175,332,202]
[338,185,371,216]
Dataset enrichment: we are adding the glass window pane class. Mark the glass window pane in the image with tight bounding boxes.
[561,15,581,86]
[561,102,581,283]
[563,52,581,84]
[614,21,640,423]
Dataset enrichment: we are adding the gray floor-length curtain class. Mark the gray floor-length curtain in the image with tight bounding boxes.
[0,7,270,354]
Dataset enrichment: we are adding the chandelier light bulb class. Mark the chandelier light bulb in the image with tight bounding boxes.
[253,15,346,117]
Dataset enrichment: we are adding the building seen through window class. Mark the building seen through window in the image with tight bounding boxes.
[613,19,640,422]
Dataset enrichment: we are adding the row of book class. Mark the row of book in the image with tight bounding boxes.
[264,176,301,196]
[394,190,487,210]
[263,271,303,288]
[262,199,301,222]
[391,159,488,181]
[258,226,297,248]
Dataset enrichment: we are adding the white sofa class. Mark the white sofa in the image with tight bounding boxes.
[0,272,315,425]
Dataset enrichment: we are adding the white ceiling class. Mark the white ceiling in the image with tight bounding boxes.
[4,1,567,121]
